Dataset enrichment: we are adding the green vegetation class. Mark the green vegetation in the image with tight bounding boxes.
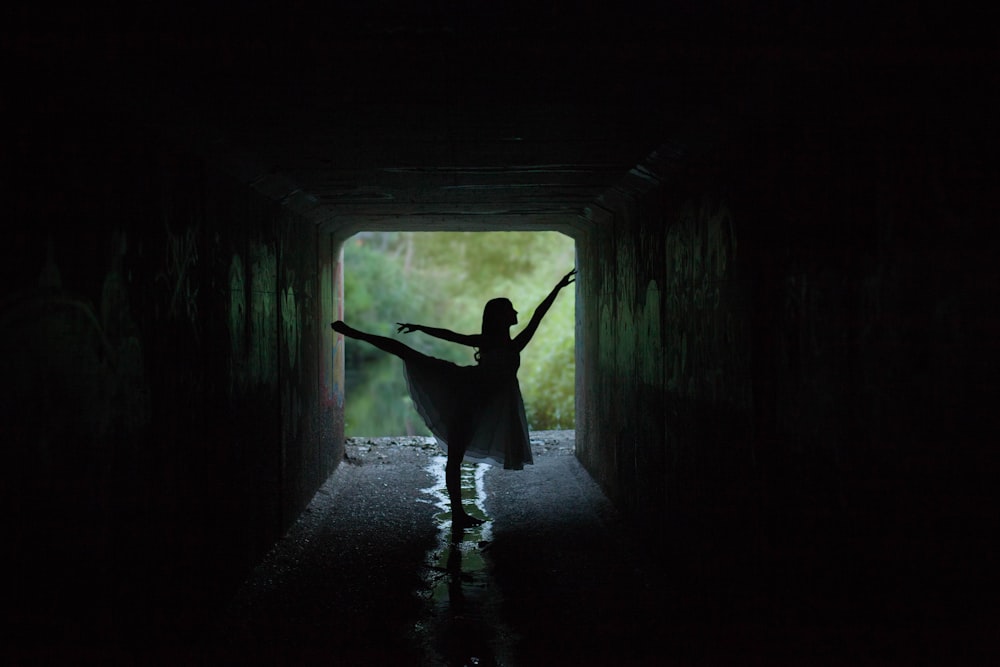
[343,231,575,436]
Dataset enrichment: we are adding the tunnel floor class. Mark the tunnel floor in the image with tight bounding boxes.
[207,431,665,666]
[191,432,996,666]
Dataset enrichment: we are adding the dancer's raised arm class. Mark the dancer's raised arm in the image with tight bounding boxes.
[396,322,481,347]
[512,269,576,352]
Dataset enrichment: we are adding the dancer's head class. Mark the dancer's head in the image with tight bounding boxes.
[482,297,517,337]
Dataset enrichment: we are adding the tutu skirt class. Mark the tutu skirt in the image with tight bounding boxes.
[403,350,532,470]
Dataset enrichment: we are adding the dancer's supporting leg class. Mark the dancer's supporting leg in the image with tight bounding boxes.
[333,320,483,527]
[446,434,485,528]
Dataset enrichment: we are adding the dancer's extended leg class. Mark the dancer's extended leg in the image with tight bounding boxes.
[331,321,421,363]
[333,319,484,528]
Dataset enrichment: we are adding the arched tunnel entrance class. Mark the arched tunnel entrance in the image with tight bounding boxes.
[338,230,577,438]
[320,208,600,466]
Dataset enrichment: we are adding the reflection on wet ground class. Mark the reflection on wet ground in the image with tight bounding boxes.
[415,457,511,666]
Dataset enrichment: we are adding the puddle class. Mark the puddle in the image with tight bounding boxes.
[413,455,514,666]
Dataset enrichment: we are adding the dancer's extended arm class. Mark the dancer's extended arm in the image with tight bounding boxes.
[396,322,481,347]
[513,269,576,352]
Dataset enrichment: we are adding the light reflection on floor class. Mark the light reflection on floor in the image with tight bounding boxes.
[415,456,513,666]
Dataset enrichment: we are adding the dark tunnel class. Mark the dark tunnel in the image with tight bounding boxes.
[2,2,998,664]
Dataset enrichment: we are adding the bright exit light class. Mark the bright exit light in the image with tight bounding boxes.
[343,231,575,437]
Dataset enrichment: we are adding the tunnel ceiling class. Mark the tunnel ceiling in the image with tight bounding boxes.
[204,100,672,233]
[11,1,950,234]
[28,3,729,233]
[170,52,682,233]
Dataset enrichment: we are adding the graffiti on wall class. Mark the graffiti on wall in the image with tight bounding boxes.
[1,231,149,506]
[158,221,201,339]
[283,283,298,370]
[249,243,278,387]
[664,198,749,408]
[228,254,247,392]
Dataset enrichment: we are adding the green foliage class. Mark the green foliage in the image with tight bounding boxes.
[343,231,575,435]
[520,297,575,430]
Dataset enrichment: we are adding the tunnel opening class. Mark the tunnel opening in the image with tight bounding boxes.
[338,230,578,440]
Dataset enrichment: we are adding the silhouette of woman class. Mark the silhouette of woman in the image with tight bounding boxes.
[332,268,576,528]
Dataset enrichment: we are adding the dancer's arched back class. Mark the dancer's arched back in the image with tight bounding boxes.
[332,268,575,528]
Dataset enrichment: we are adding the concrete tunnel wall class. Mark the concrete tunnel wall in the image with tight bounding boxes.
[577,141,756,572]
[2,121,343,634]
[575,100,998,601]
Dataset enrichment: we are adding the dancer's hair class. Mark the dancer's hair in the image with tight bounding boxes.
[481,297,512,335]
[476,297,514,360]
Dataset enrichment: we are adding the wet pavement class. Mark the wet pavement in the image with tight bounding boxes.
[21,429,991,665]
[210,431,665,666]
[129,428,1000,667]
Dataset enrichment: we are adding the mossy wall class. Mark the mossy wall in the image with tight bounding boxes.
[1,117,341,640]
[577,95,996,601]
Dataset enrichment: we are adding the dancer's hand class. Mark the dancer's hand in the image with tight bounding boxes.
[556,269,577,289]
[396,322,418,334]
